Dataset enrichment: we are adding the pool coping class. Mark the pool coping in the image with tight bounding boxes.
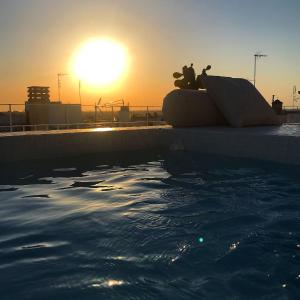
[1,125,300,165]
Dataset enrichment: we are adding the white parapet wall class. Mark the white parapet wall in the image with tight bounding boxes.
[1,125,300,165]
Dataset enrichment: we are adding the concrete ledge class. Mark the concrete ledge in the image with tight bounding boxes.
[0,127,170,163]
[1,125,300,165]
[171,127,295,164]
[168,125,300,165]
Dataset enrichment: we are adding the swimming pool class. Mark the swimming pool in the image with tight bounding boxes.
[0,151,299,299]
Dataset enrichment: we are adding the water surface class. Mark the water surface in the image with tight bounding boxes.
[0,152,300,299]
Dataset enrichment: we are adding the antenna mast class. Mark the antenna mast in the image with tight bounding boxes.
[253,53,267,87]
[57,73,69,102]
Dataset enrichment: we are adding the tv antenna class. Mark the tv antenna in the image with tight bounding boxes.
[293,86,300,107]
[57,73,69,102]
[253,53,267,87]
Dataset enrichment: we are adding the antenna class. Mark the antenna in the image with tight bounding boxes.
[78,80,82,105]
[293,85,300,107]
[57,73,69,102]
[253,53,267,87]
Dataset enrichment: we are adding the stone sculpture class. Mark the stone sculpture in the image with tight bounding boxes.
[164,64,280,127]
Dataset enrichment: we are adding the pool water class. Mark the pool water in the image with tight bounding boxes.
[0,151,300,299]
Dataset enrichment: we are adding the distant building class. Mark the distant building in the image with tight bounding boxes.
[118,106,130,122]
[271,95,283,115]
[25,86,82,126]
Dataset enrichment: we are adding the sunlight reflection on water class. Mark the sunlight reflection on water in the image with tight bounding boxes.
[92,127,114,132]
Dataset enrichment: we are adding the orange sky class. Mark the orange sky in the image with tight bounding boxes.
[0,0,299,108]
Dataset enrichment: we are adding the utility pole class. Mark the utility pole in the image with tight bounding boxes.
[253,53,267,87]
[293,86,296,107]
[57,73,69,102]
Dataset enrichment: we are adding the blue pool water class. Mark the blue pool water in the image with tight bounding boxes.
[0,152,300,299]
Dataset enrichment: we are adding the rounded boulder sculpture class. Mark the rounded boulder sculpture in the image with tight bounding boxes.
[162,89,227,127]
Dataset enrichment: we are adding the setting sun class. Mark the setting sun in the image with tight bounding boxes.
[73,39,127,86]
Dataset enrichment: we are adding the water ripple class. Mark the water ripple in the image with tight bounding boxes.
[0,152,300,299]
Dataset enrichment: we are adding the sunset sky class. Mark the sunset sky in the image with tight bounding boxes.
[0,0,299,107]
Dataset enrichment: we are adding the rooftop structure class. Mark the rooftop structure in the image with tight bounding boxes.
[27,86,50,103]
[25,85,82,125]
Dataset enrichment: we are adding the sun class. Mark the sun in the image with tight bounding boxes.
[73,38,127,86]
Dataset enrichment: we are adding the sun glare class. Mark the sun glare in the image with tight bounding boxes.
[73,39,127,86]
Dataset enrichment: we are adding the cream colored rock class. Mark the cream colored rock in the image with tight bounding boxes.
[163,89,227,127]
[200,75,281,127]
